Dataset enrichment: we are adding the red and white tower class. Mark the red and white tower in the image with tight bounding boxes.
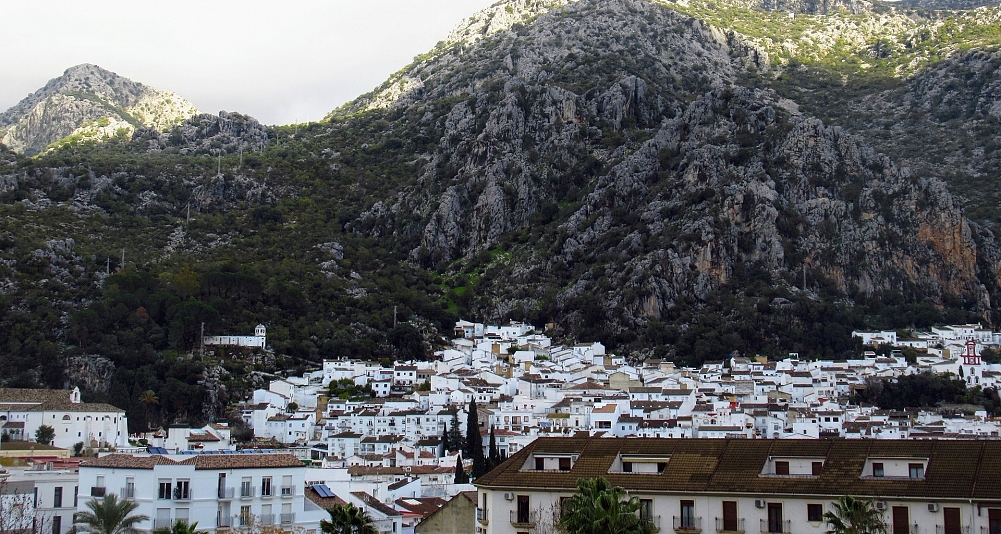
[962,339,981,366]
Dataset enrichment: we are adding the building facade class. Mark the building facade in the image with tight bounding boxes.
[78,452,327,531]
[475,438,1001,534]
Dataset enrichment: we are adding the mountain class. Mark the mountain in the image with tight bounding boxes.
[0,0,999,425]
[0,64,198,155]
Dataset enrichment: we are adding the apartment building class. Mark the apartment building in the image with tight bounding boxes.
[77,452,327,531]
[475,438,1001,534]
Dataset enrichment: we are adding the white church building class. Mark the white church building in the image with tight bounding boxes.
[203,324,267,349]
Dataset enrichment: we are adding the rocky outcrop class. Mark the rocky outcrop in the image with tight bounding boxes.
[0,64,198,155]
[342,0,999,325]
[151,111,271,155]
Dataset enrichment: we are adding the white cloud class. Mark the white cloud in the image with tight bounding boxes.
[0,0,496,125]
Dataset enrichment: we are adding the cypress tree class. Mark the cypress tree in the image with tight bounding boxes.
[453,455,469,484]
[441,426,451,453]
[488,425,500,467]
[466,399,487,478]
[448,411,465,453]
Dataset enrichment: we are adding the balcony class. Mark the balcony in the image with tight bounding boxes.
[280,485,295,497]
[218,487,235,499]
[476,508,489,525]
[154,518,173,529]
[240,486,257,499]
[260,514,276,526]
[173,487,192,501]
[216,514,232,528]
[937,527,971,534]
[760,520,791,534]
[674,516,703,533]
[281,513,296,525]
[119,487,135,499]
[261,487,274,498]
[716,518,745,534]
[642,515,662,532]
[510,510,537,528]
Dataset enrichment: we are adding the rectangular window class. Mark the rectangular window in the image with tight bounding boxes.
[158,480,172,500]
[262,476,273,497]
[175,480,190,500]
[909,463,924,479]
[640,499,654,521]
[767,503,783,534]
[775,461,789,475]
[681,500,696,530]
[873,463,885,477]
[53,487,63,508]
[240,505,252,527]
[73,486,78,507]
[722,501,738,532]
[622,461,633,473]
[987,509,1000,534]
[943,508,961,534]
[812,462,824,476]
[124,477,135,499]
[892,507,909,534]
[52,515,61,534]
[517,495,530,524]
[559,457,571,471]
[241,477,253,498]
[281,475,293,496]
[808,504,823,522]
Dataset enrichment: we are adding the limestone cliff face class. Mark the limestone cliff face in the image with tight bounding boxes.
[342,0,999,325]
[0,64,198,155]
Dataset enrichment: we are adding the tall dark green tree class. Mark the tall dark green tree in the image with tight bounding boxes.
[466,400,486,478]
[441,426,451,453]
[488,425,500,468]
[453,455,469,484]
[447,411,465,453]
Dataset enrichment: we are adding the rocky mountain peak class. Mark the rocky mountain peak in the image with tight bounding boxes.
[0,64,198,155]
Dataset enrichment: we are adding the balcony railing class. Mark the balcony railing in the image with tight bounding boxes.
[937,527,971,534]
[476,508,489,525]
[119,487,135,499]
[760,520,791,534]
[281,513,296,524]
[510,510,537,527]
[675,516,703,532]
[716,518,745,533]
[642,515,662,532]
[260,514,275,526]
[239,515,253,528]
[261,487,274,498]
[216,514,232,528]
[240,486,257,498]
[280,485,295,497]
[218,487,235,499]
[154,518,173,529]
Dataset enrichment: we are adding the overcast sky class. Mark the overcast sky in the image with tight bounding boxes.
[0,1,497,126]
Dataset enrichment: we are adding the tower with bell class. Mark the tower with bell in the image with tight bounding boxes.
[962,339,981,366]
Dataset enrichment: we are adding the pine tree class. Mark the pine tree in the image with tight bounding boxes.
[448,411,465,453]
[453,455,469,484]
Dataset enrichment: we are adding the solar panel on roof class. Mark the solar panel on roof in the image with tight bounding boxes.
[312,484,335,498]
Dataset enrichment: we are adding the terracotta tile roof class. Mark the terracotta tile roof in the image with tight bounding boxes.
[81,453,304,470]
[306,486,348,509]
[351,491,402,517]
[474,437,1001,500]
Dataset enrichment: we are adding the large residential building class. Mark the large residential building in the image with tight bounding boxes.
[475,437,1001,534]
[77,452,327,532]
[0,387,128,449]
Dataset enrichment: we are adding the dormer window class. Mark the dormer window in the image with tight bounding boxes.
[863,458,927,479]
[762,457,825,477]
[908,463,924,479]
[873,463,884,477]
[610,454,669,474]
[525,454,577,472]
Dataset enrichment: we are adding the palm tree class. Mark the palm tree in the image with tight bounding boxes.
[74,494,149,534]
[138,389,159,429]
[560,477,655,534]
[824,495,889,534]
[151,520,201,534]
[321,503,378,534]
